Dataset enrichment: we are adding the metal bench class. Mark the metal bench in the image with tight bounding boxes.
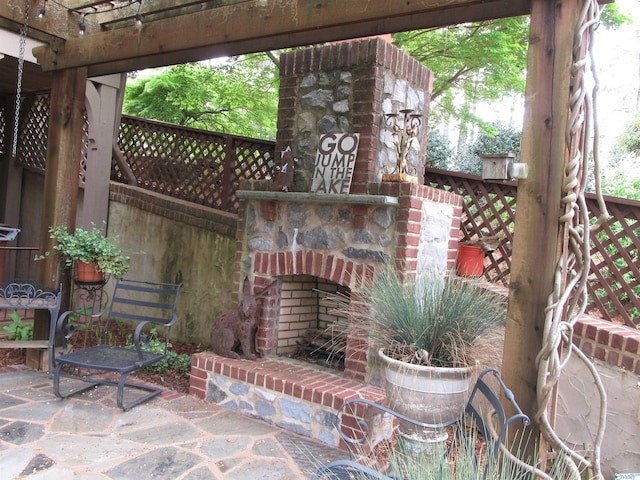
[53,278,182,411]
[0,282,62,375]
[313,368,531,480]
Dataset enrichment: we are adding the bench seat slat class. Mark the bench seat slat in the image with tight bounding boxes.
[109,311,174,324]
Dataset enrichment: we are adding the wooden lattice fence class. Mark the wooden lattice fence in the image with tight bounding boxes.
[113,116,275,213]
[5,95,88,183]
[426,168,518,287]
[426,167,640,327]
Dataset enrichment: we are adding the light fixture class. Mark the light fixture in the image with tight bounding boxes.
[135,0,143,28]
[79,15,86,36]
[37,1,47,19]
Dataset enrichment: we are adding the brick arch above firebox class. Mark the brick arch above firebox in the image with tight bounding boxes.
[253,250,376,291]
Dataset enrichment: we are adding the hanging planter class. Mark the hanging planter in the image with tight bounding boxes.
[456,244,485,277]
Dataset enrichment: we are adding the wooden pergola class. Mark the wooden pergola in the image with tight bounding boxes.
[0,0,608,448]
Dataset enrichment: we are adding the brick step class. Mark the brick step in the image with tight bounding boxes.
[191,352,384,410]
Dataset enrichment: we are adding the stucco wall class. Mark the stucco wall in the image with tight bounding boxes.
[108,183,237,345]
[562,317,640,477]
[557,349,640,477]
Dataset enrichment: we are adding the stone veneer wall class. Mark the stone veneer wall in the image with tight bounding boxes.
[190,355,386,448]
[235,181,462,381]
[276,37,433,192]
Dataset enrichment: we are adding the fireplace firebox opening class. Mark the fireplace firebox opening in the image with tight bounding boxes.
[276,274,350,371]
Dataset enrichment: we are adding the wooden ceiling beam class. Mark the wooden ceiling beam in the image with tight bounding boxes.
[33,0,531,75]
[0,1,69,41]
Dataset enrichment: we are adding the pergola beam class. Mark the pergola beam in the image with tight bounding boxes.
[31,0,531,76]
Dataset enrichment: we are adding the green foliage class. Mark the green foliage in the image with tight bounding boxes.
[124,55,279,140]
[2,311,34,341]
[126,325,192,378]
[425,129,455,170]
[600,2,633,30]
[324,430,573,480]
[393,17,529,125]
[455,122,521,175]
[601,142,640,200]
[335,263,505,367]
[68,306,93,323]
[393,9,625,132]
[41,224,130,277]
[618,113,640,157]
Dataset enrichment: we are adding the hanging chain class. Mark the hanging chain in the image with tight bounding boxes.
[11,0,30,160]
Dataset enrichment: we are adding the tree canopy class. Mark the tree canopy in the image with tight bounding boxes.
[124,55,278,140]
[393,17,530,128]
[122,3,629,152]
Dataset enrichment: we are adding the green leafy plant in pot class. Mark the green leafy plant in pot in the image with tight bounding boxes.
[40,224,130,283]
[333,262,506,449]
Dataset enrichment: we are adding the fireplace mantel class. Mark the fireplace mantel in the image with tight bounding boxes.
[237,190,399,206]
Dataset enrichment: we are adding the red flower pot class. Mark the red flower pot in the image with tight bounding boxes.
[456,245,485,277]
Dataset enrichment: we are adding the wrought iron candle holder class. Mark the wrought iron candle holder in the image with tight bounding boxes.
[384,108,423,181]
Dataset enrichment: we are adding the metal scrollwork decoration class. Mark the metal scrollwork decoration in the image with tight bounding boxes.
[0,283,58,307]
[385,108,423,176]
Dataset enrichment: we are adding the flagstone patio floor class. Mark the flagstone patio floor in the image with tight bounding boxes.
[0,365,344,479]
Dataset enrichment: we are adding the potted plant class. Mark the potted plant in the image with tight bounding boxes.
[333,263,506,448]
[41,224,130,283]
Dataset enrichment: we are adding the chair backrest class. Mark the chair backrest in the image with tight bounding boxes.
[464,368,531,460]
[105,278,182,327]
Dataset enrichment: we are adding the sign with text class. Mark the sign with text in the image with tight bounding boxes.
[310,133,359,194]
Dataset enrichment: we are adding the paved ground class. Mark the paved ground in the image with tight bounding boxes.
[0,366,344,479]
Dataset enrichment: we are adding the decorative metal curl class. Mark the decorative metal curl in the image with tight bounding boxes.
[0,282,58,307]
[385,109,422,175]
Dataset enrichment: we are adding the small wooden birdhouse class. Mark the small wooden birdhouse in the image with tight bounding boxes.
[481,153,516,180]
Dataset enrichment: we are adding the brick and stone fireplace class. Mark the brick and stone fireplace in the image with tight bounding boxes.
[190,37,464,447]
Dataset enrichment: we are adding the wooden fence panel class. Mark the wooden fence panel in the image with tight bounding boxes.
[425,167,640,327]
[113,116,275,213]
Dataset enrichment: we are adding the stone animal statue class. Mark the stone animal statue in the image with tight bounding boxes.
[210,277,260,360]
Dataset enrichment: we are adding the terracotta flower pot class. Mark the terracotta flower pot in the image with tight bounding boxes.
[75,261,104,285]
[456,244,485,277]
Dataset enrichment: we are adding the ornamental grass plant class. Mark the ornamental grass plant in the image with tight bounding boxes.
[329,262,506,368]
[311,429,571,480]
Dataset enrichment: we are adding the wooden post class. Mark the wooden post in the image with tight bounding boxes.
[501,0,582,454]
[34,67,87,340]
